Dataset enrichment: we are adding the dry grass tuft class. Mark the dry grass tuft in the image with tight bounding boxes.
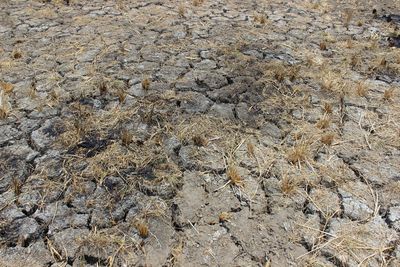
[281,174,297,195]
[323,102,333,114]
[120,129,133,146]
[316,116,330,129]
[141,78,151,90]
[78,227,139,264]
[219,212,232,222]
[117,88,127,103]
[11,178,22,195]
[254,13,268,24]
[29,79,37,98]
[12,50,22,59]
[192,0,204,6]
[178,4,185,18]
[48,89,60,103]
[141,199,168,219]
[345,38,354,49]
[265,61,301,83]
[319,41,327,51]
[259,15,267,24]
[169,239,184,264]
[192,135,208,147]
[320,71,337,91]
[355,80,369,97]
[0,90,11,119]
[98,79,108,95]
[226,164,244,187]
[273,63,286,82]
[321,132,335,146]
[246,142,255,158]
[134,221,149,238]
[0,81,14,94]
[349,53,361,68]
[343,8,353,29]
[287,142,310,164]
[383,87,395,101]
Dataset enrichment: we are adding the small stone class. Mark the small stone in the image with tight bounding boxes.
[0,240,53,267]
[339,192,374,221]
[310,95,320,104]
[17,190,41,215]
[164,136,181,156]
[194,59,217,70]
[0,125,20,145]
[260,121,282,139]
[243,49,263,59]
[301,214,320,248]
[307,188,340,216]
[34,150,62,178]
[53,228,89,259]
[388,206,400,227]
[31,118,64,150]
[17,217,41,246]
[2,142,38,162]
[325,217,398,266]
[209,103,235,120]
[77,47,100,62]
[181,92,212,113]
[128,83,146,97]
[34,203,89,234]
[235,102,250,122]
[199,50,211,59]
[179,145,225,171]
[292,109,303,119]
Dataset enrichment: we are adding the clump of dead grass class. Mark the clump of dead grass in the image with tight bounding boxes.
[287,142,310,165]
[0,90,11,119]
[0,81,14,94]
[226,164,244,187]
[246,142,255,158]
[355,80,369,97]
[120,128,133,146]
[141,78,151,90]
[254,13,268,25]
[320,132,335,146]
[280,173,297,195]
[349,53,362,69]
[219,212,232,222]
[316,116,330,129]
[11,178,22,196]
[342,8,353,29]
[192,0,204,6]
[78,227,140,265]
[12,50,22,59]
[319,41,327,51]
[192,135,208,147]
[320,71,337,92]
[178,4,185,17]
[264,61,301,83]
[323,102,333,114]
[98,78,108,95]
[383,87,395,101]
[297,218,396,266]
[116,88,127,103]
[134,220,149,238]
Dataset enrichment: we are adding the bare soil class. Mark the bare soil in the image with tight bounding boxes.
[1,0,400,266]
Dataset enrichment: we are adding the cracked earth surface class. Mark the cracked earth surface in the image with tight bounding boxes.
[1,0,400,266]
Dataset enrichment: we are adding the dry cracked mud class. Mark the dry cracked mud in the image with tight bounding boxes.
[1,0,400,266]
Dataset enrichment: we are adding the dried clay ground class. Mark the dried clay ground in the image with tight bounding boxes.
[1,0,400,266]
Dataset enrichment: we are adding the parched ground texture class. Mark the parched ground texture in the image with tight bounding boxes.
[1,0,400,266]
